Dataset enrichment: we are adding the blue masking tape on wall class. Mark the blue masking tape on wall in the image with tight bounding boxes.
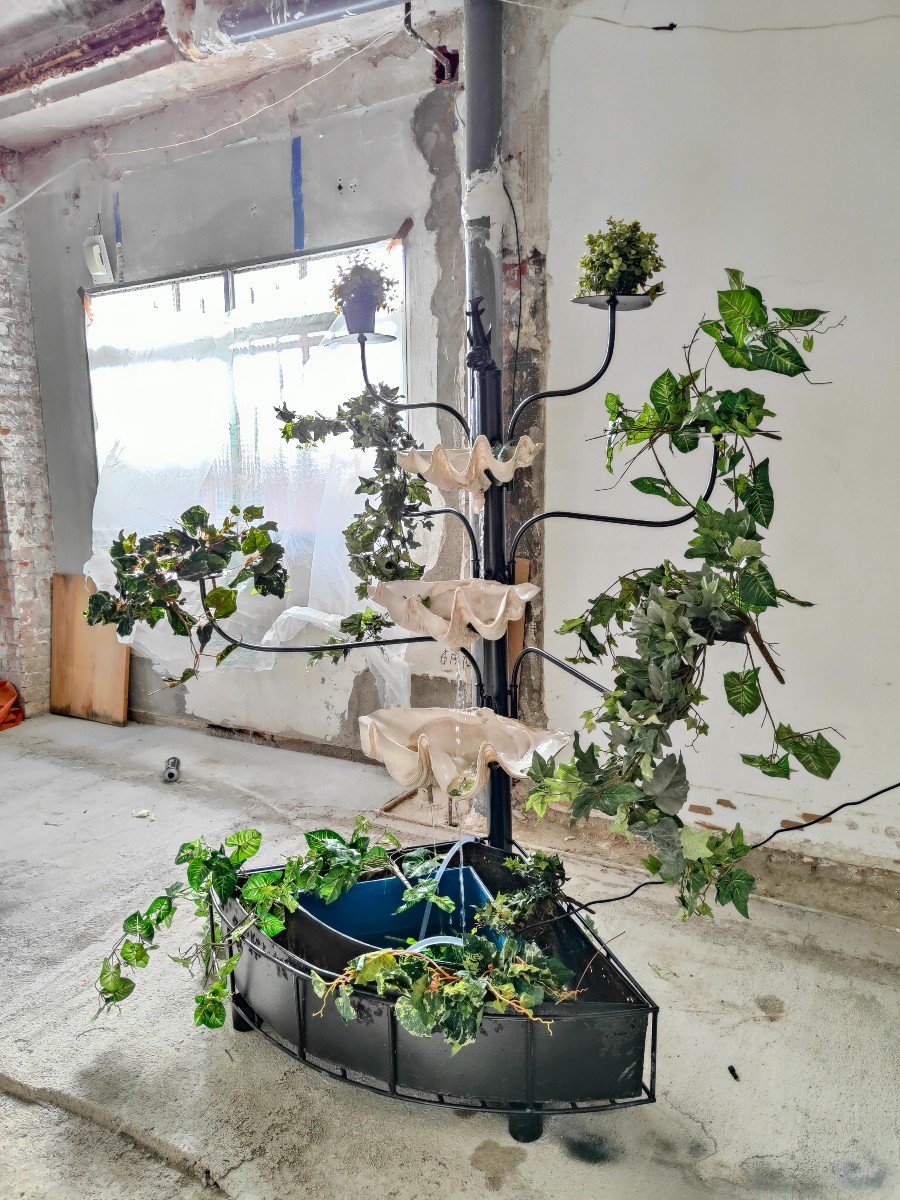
[291,136,305,252]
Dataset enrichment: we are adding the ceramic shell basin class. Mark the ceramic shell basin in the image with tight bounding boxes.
[367,579,539,650]
[359,706,570,800]
[398,434,541,511]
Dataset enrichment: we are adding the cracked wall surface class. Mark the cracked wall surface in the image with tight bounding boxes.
[0,156,54,715]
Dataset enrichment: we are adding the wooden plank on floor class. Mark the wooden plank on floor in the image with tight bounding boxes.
[50,574,130,726]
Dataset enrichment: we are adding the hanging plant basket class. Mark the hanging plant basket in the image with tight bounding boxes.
[214,840,657,1135]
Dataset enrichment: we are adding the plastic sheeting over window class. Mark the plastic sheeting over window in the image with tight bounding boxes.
[84,242,417,708]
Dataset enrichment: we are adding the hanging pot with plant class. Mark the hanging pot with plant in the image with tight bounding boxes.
[331,254,397,335]
[574,216,665,306]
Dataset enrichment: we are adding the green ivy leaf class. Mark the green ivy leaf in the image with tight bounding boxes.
[123,912,155,943]
[193,995,227,1029]
[740,752,792,778]
[310,970,328,999]
[738,562,778,611]
[775,726,841,779]
[257,913,286,938]
[205,586,238,620]
[643,754,689,815]
[98,959,136,1002]
[773,307,826,328]
[715,868,755,918]
[748,333,807,377]
[744,459,774,527]
[631,476,688,506]
[718,288,767,345]
[120,939,150,968]
[723,668,762,716]
[395,994,433,1038]
[334,985,356,1023]
[680,827,713,862]
[225,828,262,865]
[649,369,688,422]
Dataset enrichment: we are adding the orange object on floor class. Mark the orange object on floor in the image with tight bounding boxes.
[0,680,24,730]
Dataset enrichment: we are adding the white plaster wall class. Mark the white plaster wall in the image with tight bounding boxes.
[543,0,900,867]
[19,56,463,745]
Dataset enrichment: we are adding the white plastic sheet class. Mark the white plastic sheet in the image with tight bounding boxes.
[84,245,414,706]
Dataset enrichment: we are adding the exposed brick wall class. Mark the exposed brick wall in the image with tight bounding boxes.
[0,165,54,716]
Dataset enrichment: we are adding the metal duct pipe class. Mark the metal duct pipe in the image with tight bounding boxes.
[221,0,406,43]
[462,0,502,342]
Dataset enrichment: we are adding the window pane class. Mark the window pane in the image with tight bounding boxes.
[85,241,405,675]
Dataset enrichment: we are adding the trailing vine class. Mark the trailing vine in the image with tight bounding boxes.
[95,817,451,1028]
[278,384,431,596]
[526,269,841,919]
[95,820,576,1051]
[85,504,287,684]
[312,934,576,1054]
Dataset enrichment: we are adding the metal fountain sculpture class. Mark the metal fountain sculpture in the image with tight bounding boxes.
[195,286,669,1143]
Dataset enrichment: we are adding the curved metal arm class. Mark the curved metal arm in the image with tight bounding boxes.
[509,646,607,718]
[418,507,481,578]
[197,579,485,702]
[508,442,719,567]
[359,335,471,440]
[506,297,617,442]
[403,2,452,79]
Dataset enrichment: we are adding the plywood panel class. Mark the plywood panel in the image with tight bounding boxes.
[50,574,130,726]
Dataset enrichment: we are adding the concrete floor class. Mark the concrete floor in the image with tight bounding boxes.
[0,716,897,1200]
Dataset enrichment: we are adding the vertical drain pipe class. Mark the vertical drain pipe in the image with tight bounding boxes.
[462,0,511,852]
[463,0,503,344]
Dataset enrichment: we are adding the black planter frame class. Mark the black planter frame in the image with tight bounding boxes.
[212,840,657,1142]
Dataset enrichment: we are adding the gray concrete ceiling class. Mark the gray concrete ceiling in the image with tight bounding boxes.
[0,1,460,153]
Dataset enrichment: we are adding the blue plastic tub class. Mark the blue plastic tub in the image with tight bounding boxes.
[284,865,492,972]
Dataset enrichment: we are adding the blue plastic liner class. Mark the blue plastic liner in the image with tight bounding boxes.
[298,866,492,952]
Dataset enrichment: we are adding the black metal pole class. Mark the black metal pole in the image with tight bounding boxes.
[463,0,509,853]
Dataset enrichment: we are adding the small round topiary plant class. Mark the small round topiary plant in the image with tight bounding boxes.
[576,217,665,301]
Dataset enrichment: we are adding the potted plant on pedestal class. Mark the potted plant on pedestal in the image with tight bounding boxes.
[330,254,397,335]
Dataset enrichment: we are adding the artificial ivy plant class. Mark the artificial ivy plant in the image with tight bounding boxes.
[96,818,575,1052]
[526,268,840,919]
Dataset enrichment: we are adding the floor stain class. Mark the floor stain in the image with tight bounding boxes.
[470,1140,527,1192]
[562,1132,622,1164]
[754,994,786,1021]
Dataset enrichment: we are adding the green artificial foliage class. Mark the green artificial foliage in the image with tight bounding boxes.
[95,819,579,1051]
[278,384,433,642]
[312,933,576,1054]
[527,269,840,919]
[84,504,287,685]
[576,217,665,300]
[330,255,396,313]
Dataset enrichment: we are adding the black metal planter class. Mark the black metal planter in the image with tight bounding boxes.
[213,840,657,1142]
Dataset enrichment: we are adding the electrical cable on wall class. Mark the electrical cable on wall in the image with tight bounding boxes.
[496,0,900,35]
